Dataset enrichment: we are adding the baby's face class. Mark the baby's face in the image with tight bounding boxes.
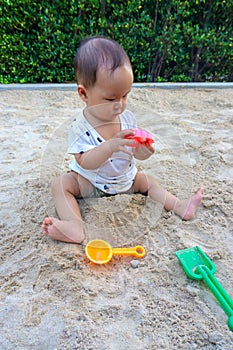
[85,64,134,122]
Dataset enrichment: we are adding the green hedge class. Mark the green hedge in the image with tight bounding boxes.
[1,0,232,83]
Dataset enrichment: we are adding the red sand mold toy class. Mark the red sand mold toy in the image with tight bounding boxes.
[124,128,154,146]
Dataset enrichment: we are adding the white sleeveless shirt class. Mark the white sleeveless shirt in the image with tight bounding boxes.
[68,109,137,194]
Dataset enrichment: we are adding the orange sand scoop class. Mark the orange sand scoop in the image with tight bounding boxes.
[85,239,146,265]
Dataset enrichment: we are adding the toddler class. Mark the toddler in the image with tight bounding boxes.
[42,36,203,243]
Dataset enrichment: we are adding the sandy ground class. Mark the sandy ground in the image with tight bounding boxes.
[0,87,233,349]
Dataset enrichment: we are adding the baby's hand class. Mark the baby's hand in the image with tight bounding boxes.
[133,142,155,160]
[108,130,138,155]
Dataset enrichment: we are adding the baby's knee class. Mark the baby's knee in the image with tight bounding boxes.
[51,173,75,192]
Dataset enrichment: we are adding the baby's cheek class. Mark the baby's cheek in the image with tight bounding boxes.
[121,102,127,113]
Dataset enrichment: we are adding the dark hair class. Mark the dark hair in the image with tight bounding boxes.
[74,36,131,87]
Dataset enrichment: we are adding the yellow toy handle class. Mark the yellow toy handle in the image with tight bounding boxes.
[112,246,146,258]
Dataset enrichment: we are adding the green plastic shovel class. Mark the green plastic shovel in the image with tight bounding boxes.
[176,246,233,331]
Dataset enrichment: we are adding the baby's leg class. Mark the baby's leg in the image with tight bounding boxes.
[133,172,203,220]
[42,172,91,243]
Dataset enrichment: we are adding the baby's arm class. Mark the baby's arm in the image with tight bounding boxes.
[75,130,136,169]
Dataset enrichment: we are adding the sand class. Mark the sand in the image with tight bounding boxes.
[0,87,233,349]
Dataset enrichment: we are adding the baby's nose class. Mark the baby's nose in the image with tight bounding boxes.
[113,101,122,113]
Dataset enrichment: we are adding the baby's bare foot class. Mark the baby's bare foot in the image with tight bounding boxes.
[42,217,84,243]
[175,188,203,220]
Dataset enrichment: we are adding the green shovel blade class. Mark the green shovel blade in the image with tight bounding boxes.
[176,246,233,331]
[176,246,216,280]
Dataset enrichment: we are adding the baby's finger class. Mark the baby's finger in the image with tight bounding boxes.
[123,138,138,147]
[146,144,155,153]
[120,146,134,156]
[120,129,135,138]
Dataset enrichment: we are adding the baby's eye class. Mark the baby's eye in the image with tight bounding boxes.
[106,98,115,102]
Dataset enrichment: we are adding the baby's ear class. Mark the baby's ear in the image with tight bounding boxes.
[77,85,88,102]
